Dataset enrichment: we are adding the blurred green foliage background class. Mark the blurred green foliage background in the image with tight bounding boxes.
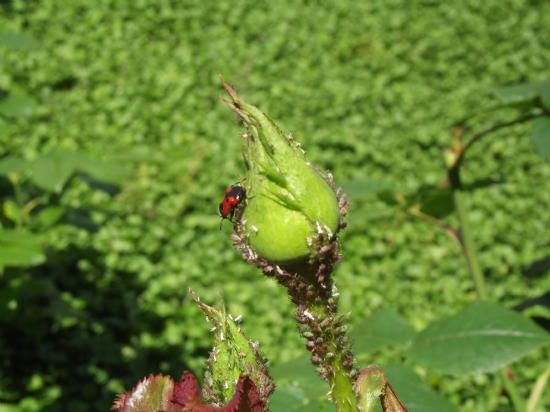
[1,0,550,411]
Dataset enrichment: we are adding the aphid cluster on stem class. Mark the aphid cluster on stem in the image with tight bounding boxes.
[337,187,349,230]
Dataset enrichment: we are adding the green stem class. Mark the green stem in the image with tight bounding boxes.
[501,369,527,412]
[330,350,357,412]
[11,174,25,230]
[13,178,24,209]
[448,164,526,412]
[457,113,542,167]
[527,364,550,412]
[446,112,550,411]
[407,207,461,246]
[283,260,357,411]
[448,166,487,300]
[448,112,544,297]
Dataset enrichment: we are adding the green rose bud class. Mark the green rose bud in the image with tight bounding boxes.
[190,289,273,406]
[221,77,341,265]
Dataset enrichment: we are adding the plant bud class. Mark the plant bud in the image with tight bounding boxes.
[189,289,273,407]
[221,77,340,264]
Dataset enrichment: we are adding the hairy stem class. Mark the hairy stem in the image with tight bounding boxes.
[307,299,357,412]
[331,368,357,412]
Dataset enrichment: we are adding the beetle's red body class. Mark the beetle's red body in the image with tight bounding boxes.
[219,184,246,229]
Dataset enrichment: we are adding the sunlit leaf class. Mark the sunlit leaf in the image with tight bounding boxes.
[22,151,133,192]
[0,89,38,118]
[0,30,40,50]
[269,384,333,412]
[0,230,45,267]
[270,354,334,412]
[0,156,27,175]
[37,206,65,227]
[494,82,540,104]
[540,81,550,109]
[351,308,415,355]
[0,117,6,136]
[108,153,166,163]
[407,300,550,375]
[3,200,22,223]
[348,208,397,225]
[531,116,550,162]
[30,153,78,193]
[78,158,133,184]
[340,180,396,198]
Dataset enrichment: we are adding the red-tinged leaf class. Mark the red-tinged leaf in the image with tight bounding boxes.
[112,392,131,411]
[171,372,264,412]
[381,381,409,412]
[171,371,208,410]
[236,375,264,412]
[115,371,264,412]
[111,374,179,412]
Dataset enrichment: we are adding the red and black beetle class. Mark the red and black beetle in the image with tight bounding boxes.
[218,183,246,230]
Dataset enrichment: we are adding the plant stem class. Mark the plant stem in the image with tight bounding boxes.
[527,364,550,412]
[447,151,526,412]
[305,296,357,412]
[12,176,24,210]
[407,207,461,246]
[329,337,357,411]
[457,113,542,166]
[10,174,25,230]
[501,368,527,412]
[445,111,545,284]
[273,257,358,411]
[448,166,488,299]
[331,373,356,412]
